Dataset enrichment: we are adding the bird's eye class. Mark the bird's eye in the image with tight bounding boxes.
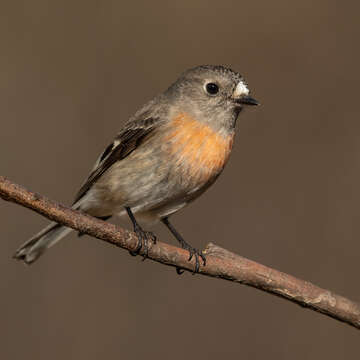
[205,82,219,95]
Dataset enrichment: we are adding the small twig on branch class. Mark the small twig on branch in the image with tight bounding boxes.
[1,175,359,330]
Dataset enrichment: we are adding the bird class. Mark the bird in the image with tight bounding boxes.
[14,65,259,272]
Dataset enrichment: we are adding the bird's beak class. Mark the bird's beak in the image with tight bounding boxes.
[232,81,260,106]
[236,95,260,106]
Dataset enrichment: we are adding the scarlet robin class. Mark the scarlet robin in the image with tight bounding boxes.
[14,65,259,272]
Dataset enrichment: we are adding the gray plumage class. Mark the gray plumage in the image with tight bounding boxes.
[14,65,258,265]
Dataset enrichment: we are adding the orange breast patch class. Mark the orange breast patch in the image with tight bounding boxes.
[165,113,234,183]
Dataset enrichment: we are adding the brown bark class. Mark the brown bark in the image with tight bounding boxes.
[1,175,359,330]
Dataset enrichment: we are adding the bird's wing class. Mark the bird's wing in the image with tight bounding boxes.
[73,117,159,204]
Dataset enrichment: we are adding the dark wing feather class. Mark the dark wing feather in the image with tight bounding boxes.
[73,122,156,204]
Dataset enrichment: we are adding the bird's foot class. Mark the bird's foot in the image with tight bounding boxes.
[179,242,206,274]
[129,224,156,260]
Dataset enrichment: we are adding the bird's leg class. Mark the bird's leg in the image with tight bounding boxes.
[162,217,206,274]
[125,207,156,259]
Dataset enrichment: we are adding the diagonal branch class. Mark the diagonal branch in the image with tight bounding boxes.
[1,175,359,330]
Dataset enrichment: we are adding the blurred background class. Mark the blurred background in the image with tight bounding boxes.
[1,0,359,358]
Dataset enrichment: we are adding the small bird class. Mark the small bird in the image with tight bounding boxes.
[14,65,258,272]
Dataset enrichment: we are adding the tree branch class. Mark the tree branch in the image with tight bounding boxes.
[1,175,359,330]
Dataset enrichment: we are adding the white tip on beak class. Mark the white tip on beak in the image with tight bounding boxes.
[233,81,249,98]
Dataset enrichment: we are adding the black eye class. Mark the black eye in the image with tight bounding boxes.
[205,82,219,95]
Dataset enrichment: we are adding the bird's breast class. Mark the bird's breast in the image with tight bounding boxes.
[164,112,234,185]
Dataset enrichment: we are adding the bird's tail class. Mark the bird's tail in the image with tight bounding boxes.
[13,223,73,264]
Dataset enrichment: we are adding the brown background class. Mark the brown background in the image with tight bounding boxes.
[1,1,359,359]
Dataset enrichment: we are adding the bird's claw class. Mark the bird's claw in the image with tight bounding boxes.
[128,226,156,259]
[179,244,206,274]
